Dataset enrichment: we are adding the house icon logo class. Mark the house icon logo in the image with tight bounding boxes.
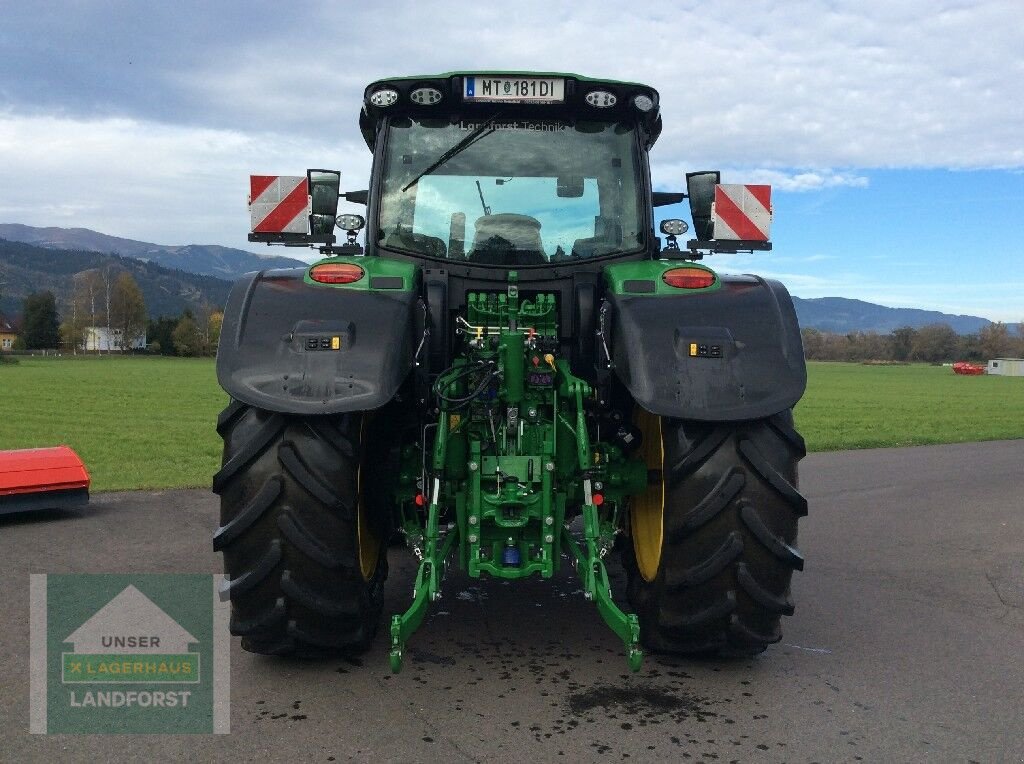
[32,573,230,734]
[62,585,200,684]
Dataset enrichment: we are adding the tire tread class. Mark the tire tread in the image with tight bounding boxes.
[625,413,806,657]
[214,405,384,658]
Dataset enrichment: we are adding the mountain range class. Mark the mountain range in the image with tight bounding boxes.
[0,224,1013,335]
[789,296,1008,335]
[0,223,307,281]
[0,239,231,319]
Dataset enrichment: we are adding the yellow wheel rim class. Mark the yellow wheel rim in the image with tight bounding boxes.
[631,407,664,582]
[356,417,380,581]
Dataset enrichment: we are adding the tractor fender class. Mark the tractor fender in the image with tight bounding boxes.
[216,268,417,414]
[608,275,806,421]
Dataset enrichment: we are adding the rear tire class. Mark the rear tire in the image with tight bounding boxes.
[212,401,387,656]
[624,411,806,656]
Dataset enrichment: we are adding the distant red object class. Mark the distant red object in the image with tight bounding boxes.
[0,446,90,515]
[953,362,986,376]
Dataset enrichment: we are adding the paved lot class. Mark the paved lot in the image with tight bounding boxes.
[2,440,1022,762]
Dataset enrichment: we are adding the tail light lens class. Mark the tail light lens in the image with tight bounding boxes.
[309,262,365,285]
[662,267,716,289]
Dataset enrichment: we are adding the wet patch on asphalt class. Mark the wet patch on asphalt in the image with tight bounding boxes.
[566,683,716,723]
[251,698,308,723]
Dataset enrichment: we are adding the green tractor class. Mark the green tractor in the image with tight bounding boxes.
[213,72,807,673]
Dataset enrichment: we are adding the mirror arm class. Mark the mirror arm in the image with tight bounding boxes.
[652,191,687,207]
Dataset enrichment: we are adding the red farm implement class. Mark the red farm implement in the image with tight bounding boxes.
[953,362,986,376]
[0,446,90,516]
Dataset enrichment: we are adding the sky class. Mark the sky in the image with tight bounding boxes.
[0,1,1021,321]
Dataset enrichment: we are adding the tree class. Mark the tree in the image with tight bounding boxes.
[21,291,60,349]
[171,314,203,357]
[207,310,224,351]
[194,303,212,352]
[956,332,983,361]
[65,272,93,353]
[109,272,147,352]
[910,323,958,363]
[71,270,105,352]
[101,266,113,354]
[65,289,80,354]
[888,326,916,362]
[978,322,1011,361]
[840,331,887,361]
[1015,322,1024,358]
[59,321,80,352]
[147,316,179,355]
[800,328,825,359]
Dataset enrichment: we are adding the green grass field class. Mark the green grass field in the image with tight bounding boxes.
[2,357,227,491]
[797,362,1024,451]
[2,357,1022,491]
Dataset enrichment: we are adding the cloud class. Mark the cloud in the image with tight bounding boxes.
[651,164,870,193]
[740,169,869,192]
[0,112,370,247]
[2,1,1022,170]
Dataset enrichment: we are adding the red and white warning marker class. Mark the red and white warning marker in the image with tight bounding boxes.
[249,175,310,234]
[712,184,772,241]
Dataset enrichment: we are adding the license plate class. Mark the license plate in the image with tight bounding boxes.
[463,76,564,104]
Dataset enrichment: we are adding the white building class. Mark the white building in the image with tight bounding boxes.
[987,358,1024,376]
[83,326,146,352]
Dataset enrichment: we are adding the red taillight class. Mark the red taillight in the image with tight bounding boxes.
[309,262,365,285]
[662,267,716,290]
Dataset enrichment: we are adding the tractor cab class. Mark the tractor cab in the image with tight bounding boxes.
[360,73,661,269]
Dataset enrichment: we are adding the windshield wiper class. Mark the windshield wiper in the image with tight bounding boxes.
[401,112,503,192]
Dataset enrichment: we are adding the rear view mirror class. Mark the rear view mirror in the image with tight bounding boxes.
[557,175,585,198]
[686,171,720,241]
[308,169,341,237]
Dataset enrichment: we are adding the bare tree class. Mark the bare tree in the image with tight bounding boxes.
[88,275,97,350]
[102,266,114,354]
[65,272,98,353]
[64,286,80,354]
[194,302,212,352]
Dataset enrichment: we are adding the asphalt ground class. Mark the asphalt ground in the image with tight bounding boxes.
[1,440,1022,763]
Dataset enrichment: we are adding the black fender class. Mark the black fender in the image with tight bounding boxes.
[216,268,417,414]
[608,275,806,421]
